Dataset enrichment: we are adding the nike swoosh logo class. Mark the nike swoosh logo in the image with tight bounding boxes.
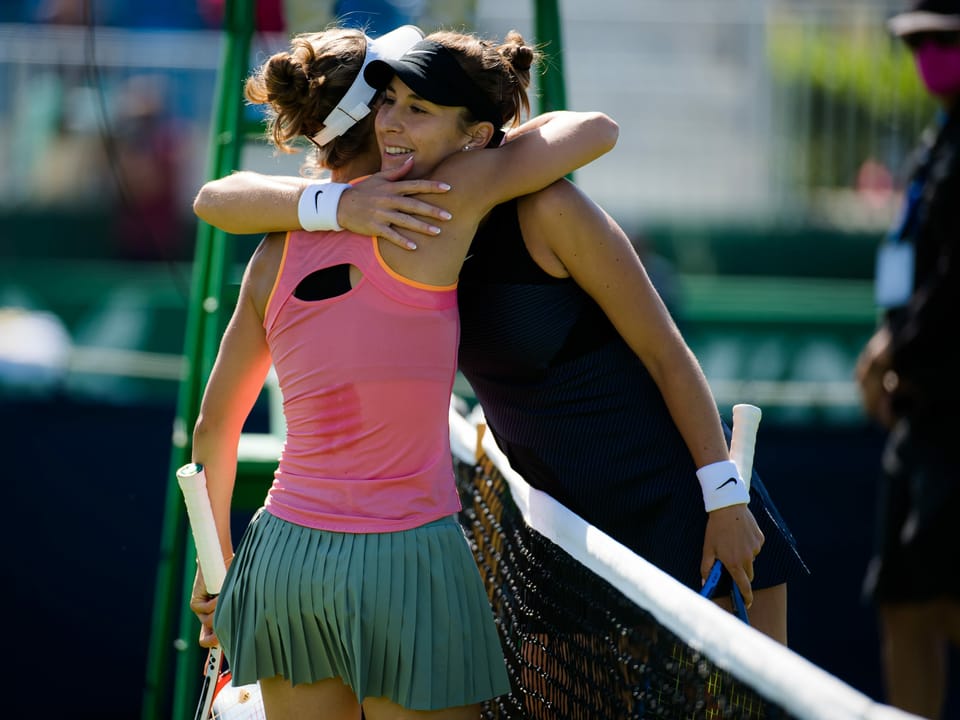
[314,189,324,211]
[716,477,738,490]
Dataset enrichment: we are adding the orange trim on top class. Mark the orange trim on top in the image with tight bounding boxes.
[372,237,458,291]
[263,231,291,326]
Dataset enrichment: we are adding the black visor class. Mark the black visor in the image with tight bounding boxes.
[364,39,503,129]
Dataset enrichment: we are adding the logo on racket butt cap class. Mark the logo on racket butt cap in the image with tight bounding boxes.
[176,462,204,478]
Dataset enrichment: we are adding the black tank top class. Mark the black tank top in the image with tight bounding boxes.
[457,199,695,529]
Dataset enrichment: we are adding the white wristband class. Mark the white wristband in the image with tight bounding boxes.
[297,181,350,231]
[696,460,750,512]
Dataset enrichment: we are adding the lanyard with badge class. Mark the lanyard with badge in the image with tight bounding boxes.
[874,112,946,309]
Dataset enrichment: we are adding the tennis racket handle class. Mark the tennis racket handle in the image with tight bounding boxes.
[177,463,227,594]
[730,404,762,492]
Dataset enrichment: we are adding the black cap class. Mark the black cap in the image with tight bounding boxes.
[888,0,960,36]
[364,39,503,128]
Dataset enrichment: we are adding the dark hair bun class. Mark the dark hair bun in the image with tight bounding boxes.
[264,54,311,106]
[500,30,535,74]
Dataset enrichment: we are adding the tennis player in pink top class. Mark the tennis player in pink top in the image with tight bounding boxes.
[187,24,617,720]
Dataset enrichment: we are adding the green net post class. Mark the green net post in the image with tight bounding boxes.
[533,0,571,182]
[534,0,567,114]
[141,0,254,718]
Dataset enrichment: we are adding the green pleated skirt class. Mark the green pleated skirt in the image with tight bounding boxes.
[214,509,510,710]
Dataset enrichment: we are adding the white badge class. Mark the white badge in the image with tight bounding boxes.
[874,242,915,309]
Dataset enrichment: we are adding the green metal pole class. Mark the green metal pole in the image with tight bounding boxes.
[141,0,254,717]
[534,0,567,114]
[534,0,570,181]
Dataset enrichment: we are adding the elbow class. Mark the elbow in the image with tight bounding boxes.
[192,410,216,451]
[593,112,619,154]
[192,407,234,452]
[193,183,217,224]
[193,180,235,233]
[193,399,248,462]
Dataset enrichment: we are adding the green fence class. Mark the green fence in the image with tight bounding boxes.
[2,210,880,423]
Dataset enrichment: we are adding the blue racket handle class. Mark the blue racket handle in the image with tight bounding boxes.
[700,559,750,625]
[730,582,750,623]
[700,559,723,598]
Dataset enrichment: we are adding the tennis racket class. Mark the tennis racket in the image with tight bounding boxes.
[177,463,265,720]
[729,403,761,493]
[699,404,762,623]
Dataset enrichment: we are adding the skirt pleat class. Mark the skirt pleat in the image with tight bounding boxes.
[393,528,418,705]
[309,531,340,683]
[426,529,449,703]
[448,526,474,699]
[314,535,345,677]
[377,529,402,697]
[329,529,355,689]
[271,522,296,676]
[252,511,281,677]
[214,509,509,710]
[289,527,316,678]
[410,534,434,709]
[363,531,389,692]
[278,522,308,677]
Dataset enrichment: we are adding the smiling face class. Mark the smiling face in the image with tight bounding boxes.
[374,78,478,178]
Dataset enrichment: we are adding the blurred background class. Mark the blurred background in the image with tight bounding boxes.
[1,0,954,717]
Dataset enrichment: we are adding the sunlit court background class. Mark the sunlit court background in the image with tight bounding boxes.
[2,0,956,717]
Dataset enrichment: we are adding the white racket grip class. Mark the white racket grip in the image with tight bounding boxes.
[177,463,227,594]
[730,404,762,492]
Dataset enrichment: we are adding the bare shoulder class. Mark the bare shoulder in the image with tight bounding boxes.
[513,181,579,278]
[520,178,597,223]
[520,179,639,281]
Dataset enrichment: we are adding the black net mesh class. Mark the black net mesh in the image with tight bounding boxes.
[454,452,795,720]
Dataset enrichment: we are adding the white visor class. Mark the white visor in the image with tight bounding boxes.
[311,24,424,147]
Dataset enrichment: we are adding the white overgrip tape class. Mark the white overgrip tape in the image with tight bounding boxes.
[696,459,750,512]
[298,181,351,232]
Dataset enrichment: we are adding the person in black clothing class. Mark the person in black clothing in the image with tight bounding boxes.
[854,1,960,716]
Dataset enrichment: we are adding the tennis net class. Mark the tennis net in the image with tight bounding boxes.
[448,405,917,720]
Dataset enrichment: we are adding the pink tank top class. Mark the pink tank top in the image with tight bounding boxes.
[262,230,461,532]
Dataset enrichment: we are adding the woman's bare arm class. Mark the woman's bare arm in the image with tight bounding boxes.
[501,110,574,143]
[193,166,453,248]
[519,180,763,605]
[193,172,306,234]
[453,111,618,215]
[187,236,277,646]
